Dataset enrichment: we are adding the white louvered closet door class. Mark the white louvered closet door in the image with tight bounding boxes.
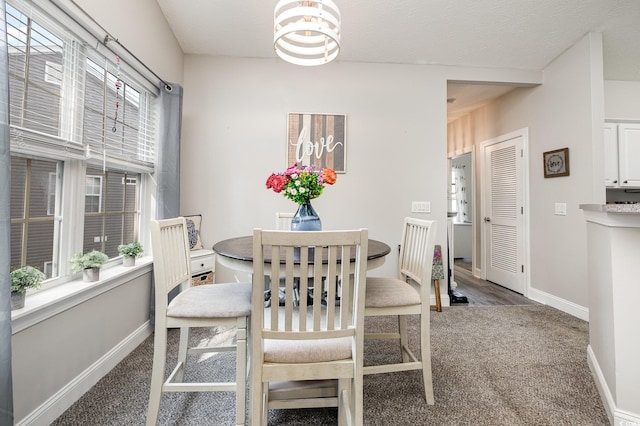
[484,135,525,294]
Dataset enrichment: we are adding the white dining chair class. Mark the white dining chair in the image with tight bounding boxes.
[147,217,251,425]
[250,228,369,425]
[275,212,294,230]
[363,217,438,404]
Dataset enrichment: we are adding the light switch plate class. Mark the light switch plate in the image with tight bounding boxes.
[555,203,567,216]
[412,201,430,213]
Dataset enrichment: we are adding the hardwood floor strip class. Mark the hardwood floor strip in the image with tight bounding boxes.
[451,265,537,307]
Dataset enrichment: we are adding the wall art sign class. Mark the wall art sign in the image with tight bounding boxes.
[286,113,346,173]
[543,147,570,178]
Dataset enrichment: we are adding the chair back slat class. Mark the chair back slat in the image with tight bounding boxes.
[150,217,192,297]
[399,218,437,288]
[253,229,368,342]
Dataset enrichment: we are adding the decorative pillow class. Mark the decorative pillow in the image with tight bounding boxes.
[184,214,204,250]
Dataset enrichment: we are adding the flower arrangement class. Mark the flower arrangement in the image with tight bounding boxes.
[266,163,337,204]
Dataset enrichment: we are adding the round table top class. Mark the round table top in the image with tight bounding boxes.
[213,235,391,263]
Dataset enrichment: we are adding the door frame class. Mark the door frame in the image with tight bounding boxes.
[479,127,530,296]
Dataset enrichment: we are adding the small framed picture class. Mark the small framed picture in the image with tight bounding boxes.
[543,148,570,178]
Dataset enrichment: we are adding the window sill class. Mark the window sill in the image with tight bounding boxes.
[11,256,153,334]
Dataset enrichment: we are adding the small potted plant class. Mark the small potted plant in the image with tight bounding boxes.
[70,250,109,282]
[10,266,46,310]
[117,242,143,267]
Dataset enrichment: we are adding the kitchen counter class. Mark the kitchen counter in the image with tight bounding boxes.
[580,204,640,425]
[579,203,640,213]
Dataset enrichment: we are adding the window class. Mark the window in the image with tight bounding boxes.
[6,0,157,288]
[450,168,457,214]
[6,3,64,136]
[44,61,62,85]
[83,168,139,258]
[85,175,103,214]
[10,157,60,278]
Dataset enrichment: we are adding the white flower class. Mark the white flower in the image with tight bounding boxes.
[299,187,306,193]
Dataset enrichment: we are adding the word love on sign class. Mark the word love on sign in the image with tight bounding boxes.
[291,126,343,161]
[287,113,347,173]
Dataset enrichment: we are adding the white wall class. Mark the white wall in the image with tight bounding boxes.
[485,33,605,314]
[180,57,451,280]
[604,80,640,119]
[179,40,603,318]
[73,0,184,85]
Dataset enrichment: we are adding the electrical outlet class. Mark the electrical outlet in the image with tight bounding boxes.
[555,203,567,216]
[411,201,431,213]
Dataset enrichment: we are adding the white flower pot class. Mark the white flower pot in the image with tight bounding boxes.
[123,256,136,267]
[11,291,25,310]
[83,267,100,282]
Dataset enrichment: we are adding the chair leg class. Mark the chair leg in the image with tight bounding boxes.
[420,309,435,405]
[337,378,352,426]
[175,326,190,382]
[146,327,168,426]
[352,372,362,426]
[261,383,268,426]
[249,366,263,425]
[236,317,247,425]
[399,315,410,363]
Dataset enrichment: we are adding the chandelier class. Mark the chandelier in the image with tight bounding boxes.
[273,0,341,66]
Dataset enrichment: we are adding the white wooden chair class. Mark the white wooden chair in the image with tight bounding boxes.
[147,217,251,425]
[275,212,294,230]
[250,228,369,426]
[363,217,437,404]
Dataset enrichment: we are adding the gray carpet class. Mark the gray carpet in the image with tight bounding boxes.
[52,305,609,425]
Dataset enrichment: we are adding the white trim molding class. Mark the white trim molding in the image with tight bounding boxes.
[588,345,640,426]
[527,286,589,321]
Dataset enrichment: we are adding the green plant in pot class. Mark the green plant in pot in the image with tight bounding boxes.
[70,250,109,282]
[117,242,143,267]
[10,266,46,310]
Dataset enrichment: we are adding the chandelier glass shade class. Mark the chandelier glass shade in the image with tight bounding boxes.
[273,0,341,66]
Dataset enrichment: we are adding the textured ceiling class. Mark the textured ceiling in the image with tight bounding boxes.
[157,0,640,115]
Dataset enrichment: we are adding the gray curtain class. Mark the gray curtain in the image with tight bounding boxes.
[0,0,14,423]
[156,83,182,220]
[151,83,183,322]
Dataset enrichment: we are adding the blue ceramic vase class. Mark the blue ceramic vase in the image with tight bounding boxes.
[291,201,322,231]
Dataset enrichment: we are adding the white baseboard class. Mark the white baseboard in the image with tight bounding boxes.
[16,321,153,426]
[588,345,640,426]
[431,293,451,308]
[527,287,589,321]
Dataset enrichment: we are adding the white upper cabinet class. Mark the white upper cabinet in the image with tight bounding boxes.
[604,123,619,187]
[618,124,640,187]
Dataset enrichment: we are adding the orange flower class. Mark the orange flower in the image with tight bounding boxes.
[322,168,337,185]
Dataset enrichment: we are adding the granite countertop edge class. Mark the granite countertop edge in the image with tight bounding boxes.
[580,203,640,214]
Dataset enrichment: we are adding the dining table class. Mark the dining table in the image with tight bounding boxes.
[212,235,391,276]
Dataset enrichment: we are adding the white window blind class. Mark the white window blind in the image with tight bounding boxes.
[6,1,157,172]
